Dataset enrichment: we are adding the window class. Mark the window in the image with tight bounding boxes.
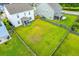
[29,17,32,20]
[18,21,20,24]
[17,14,19,18]
[54,16,59,20]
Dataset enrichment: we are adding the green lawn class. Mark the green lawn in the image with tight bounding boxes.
[54,33,79,56]
[15,19,67,56]
[0,33,33,56]
[63,7,79,11]
[52,14,78,28]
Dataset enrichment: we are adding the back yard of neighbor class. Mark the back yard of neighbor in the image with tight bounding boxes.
[54,33,79,56]
[15,19,68,56]
[51,14,78,28]
[0,33,33,56]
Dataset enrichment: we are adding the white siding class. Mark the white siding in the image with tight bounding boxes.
[0,21,10,39]
[4,6,34,27]
[35,4,54,20]
[52,4,62,17]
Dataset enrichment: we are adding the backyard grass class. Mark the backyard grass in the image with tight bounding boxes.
[51,14,78,28]
[0,33,33,56]
[54,33,79,56]
[15,19,67,56]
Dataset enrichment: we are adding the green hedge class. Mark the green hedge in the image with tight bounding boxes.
[3,18,11,30]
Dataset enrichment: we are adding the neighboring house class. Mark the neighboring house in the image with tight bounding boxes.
[0,3,9,12]
[0,4,4,12]
[0,4,3,12]
[4,3,62,27]
[35,3,63,20]
[0,18,10,44]
[4,3,34,27]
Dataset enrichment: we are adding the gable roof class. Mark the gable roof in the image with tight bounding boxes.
[48,3,62,12]
[5,3,33,14]
[48,3,62,16]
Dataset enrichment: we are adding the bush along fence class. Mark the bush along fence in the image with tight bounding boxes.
[70,17,79,36]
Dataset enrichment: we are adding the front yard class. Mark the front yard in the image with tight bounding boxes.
[15,19,67,56]
[0,33,33,56]
[54,33,79,56]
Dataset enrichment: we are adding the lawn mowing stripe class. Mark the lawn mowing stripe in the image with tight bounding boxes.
[11,28,37,56]
[51,32,69,56]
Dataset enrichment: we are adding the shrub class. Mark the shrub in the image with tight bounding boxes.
[3,18,11,30]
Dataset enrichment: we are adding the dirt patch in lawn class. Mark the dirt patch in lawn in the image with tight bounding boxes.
[27,26,43,43]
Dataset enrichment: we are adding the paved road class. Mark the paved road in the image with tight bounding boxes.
[62,11,79,15]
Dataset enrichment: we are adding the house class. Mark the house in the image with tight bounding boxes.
[4,3,63,27]
[34,3,63,20]
[0,3,5,12]
[4,3,34,27]
[0,18,10,44]
[0,3,9,12]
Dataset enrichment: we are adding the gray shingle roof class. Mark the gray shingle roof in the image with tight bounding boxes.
[48,3,62,12]
[5,3,33,14]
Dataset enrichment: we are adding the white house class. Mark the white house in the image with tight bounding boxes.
[0,19,10,44]
[0,3,9,12]
[0,4,4,12]
[4,3,34,27]
[34,3,63,20]
[4,3,63,27]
